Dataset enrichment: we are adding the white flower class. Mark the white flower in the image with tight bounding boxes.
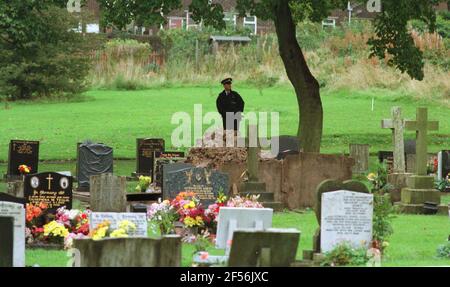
[68,209,81,220]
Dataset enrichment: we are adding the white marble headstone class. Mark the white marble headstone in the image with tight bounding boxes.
[0,202,25,267]
[89,212,148,237]
[320,190,373,253]
[216,207,273,249]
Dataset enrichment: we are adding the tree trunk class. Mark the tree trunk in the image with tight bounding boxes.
[273,1,323,153]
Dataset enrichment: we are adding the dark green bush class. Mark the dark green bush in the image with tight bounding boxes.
[0,5,90,101]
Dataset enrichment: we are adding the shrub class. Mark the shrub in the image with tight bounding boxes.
[367,163,396,252]
[436,241,450,259]
[321,243,369,267]
[0,6,90,100]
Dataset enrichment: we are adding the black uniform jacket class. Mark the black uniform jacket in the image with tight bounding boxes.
[216,90,245,119]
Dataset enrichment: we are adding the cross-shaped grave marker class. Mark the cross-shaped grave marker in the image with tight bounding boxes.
[404,107,439,176]
[381,106,406,173]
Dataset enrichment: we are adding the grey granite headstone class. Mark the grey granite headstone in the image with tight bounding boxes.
[161,162,194,192]
[77,142,113,191]
[0,202,25,267]
[163,167,229,206]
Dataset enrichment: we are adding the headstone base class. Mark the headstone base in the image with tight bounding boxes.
[387,173,412,203]
[406,175,435,189]
[6,180,24,198]
[394,202,448,215]
[240,181,283,212]
[291,251,324,267]
[400,188,441,205]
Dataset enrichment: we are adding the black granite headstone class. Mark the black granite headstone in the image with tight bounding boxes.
[404,139,416,155]
[152,151,185,187]
[135,138,165,176]
[163,167,229,206]
[441,150,450,179]
[0,217,14,267]
[378,151,393,164]
[0,193,26,206]
[77,142,113,191]
[7,140,39,178]
[271,136,300,160]
[24,172,73,212]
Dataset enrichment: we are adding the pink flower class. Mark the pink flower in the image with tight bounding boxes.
[200,252,209,260]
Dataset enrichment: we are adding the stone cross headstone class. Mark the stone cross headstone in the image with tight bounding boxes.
[90,173,127,212]
[7,140,39,179]
[163,167,229,206]
[349,144,370,174]
[247,125,259,182]
[0,202,25,267]
[240,125,283,211]
[320,190,373,252]
[89,212,148,237]
[399,107,441,212]
[381,106,406,173]
[404,107,439,176]
[76,142,113,191]
[24,172,73,212]
[134,138,165,177]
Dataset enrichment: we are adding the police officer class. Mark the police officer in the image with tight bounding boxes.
[216,78,245,131]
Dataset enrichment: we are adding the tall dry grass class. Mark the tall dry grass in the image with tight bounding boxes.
[89,27,449,105]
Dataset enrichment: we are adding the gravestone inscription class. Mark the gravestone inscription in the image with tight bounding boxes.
[152,151,185,187]
[321,190,373,253]
[24,172,73,212]
[7,140,39,178]
[163,167,229,206]
[89,212,148,237]
[135,138,165,176]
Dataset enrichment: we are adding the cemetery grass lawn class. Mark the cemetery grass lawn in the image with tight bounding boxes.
[1,86,449,162]
[24,211,450,267]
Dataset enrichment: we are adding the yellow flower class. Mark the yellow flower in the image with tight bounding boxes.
[195,216,204,226]
[118,220,136,234]
[382,241,390,247]
[367,173,377,181]
[110,228,129,238]
[92,226,109,240]
[43,221,69,238]
[183,216,196,227]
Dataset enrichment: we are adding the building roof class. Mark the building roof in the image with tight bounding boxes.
[209,35,252,42]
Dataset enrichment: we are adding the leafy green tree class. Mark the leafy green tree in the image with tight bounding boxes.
[0,1,90,100]
[98,0,438,152]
